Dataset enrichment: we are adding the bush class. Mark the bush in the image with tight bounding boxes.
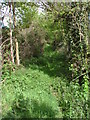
[18,22,46,60]
[51,77,89,118]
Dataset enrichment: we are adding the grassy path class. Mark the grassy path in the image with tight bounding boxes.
[2,67,63,118]
[2,45,70,118]
[2,45,89,119]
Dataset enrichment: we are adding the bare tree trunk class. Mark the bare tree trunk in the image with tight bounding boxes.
[0,29,2,118]
[0,29,2,74]
[12,2,20,65]
[0,4,2,118]
[9,2,14,64]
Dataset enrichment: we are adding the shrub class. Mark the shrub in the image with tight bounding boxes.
[51,77,89,118]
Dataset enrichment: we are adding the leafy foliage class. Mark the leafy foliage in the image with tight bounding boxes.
[2,45,89,119]
[18,22,45,60]
[2,67,62,118]
[1,2,90,119]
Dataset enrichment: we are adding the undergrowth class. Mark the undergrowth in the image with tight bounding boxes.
[2,67,62,119]
[1,45,89,119]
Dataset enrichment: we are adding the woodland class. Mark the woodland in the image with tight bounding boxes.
[0,1,90,119]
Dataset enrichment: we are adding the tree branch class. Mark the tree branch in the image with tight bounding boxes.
[0,78,6,85]
[1,38,10,47]
[72,71,89,82]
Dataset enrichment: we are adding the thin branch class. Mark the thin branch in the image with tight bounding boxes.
[0,78,6,85]
[1,38,10,47]
[72,72,89,82]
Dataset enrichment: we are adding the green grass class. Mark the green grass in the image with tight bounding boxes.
[1,44,89,119]
[2,67,63,119]
[23,44,71,79]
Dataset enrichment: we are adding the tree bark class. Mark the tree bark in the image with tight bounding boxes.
[0,4,2,117]
[12,2,20,66]
[9,2,14,64]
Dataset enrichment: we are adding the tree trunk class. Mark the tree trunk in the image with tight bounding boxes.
[9,2,14,64]
[0,4,2,117]
[84,10,88,66]
[12,2,20,66]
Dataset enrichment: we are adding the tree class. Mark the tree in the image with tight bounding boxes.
[38,2,90,82]
[0,3,2,117]
[9,2,14,64]
[12,2,20,66]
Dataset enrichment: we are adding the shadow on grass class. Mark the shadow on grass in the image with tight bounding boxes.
[2,94,57,119]
[23,46,71,79]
